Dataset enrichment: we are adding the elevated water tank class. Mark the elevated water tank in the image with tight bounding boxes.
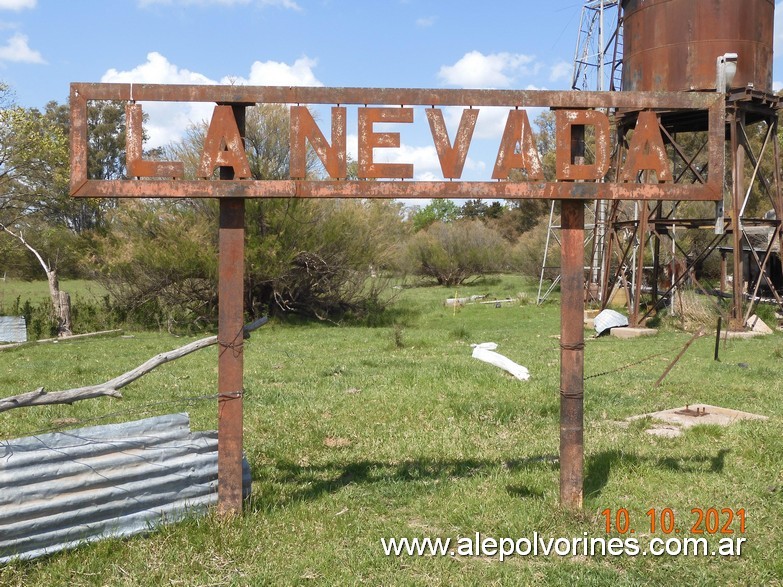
[621,0,774,92]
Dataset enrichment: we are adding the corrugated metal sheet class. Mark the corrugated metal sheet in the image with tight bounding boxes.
[0,413,251,563]
[594,309,629,335]
[0,316,26,344]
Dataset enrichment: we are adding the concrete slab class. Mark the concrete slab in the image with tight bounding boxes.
[723,330,767,339]
[628,403,767,437]
[610,327,658,339]
[645,425,683,438]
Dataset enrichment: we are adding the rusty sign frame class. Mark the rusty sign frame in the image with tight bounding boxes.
[70,83,724,202]
[69,83,726,514]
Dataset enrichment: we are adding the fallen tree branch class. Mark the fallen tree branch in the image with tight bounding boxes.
[0,329,123,351]
[0,317,268,413]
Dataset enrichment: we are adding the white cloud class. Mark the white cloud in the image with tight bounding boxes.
[102,51,214,85]
[774,80,783,92]
[231,56,322,86]
[549,61,572,83]
[438,51,539,89]
[346,133,358,161]
[346,134,485,181]
[379,143,440,180]
[439,105,513,142]
[102,53,216,148]
[99,52,322,148]
[345,134,441,180]
[139,0,300,9]
[0,0,35,10]
[0,32,44,64]
[416,16,435,27]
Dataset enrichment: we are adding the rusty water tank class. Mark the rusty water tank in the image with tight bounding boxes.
[621,0,774,92]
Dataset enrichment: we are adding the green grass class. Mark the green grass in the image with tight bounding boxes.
[0,278,107,310]
[1,275,782,586]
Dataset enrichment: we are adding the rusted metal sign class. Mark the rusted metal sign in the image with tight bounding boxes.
[70,83,724,202]
[69,82,727,514]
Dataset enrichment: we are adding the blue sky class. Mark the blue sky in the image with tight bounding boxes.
[2,0,783,183]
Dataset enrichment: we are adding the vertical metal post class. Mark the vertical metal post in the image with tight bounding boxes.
[600,201,619,309]
[714,317,722,361]
[560,122,586,510]
[632,200,648,326]
[560,199,585,510]
[651,203,662,309]
[217,105,246,515]
[772,115,783,257]
[730,109,745,328]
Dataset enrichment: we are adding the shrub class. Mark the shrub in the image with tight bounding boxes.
[91,199,407,328]
[669,289,719,331]
[511,220,558,281]
[404,220,509,286]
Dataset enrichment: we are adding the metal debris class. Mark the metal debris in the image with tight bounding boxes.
[0,413,250,563]
[593,309,629,336]
[0,317,26,344]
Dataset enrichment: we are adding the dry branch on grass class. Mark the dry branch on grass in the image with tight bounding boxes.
[0,317,268,413]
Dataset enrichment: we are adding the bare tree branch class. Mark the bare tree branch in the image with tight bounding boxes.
[0,222,73,336]
[0,317,268,413]
[1,223,48,274]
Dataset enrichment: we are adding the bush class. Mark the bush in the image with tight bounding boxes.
[669,289,719,331]
[404,220,509,286]
[511,220,557,281]
[91,199,407,328]
[90,201,219,332]
[243,199,406,321]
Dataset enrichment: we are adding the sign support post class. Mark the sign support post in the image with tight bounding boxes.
[559,200,585,510]
[217,105,247,515]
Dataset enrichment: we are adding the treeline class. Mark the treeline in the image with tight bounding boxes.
[0,83,553,334]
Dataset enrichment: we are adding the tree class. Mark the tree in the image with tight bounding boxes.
[473,112,557,243]
[410,199,461,231]
[91,199,218,330]
[1,82,131,334]
[461,199,505,221]
[39,99,127,234]
[534,110,557,182]
[460,199,488,219]
[0,103,68,223]
[0,88,75,335]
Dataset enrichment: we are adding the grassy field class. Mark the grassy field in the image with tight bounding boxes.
[0,279,107,310]
[1,275,782,585]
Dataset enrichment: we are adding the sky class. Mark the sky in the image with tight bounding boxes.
[2,0,783,184]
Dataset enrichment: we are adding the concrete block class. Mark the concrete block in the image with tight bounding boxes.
[723,330,766,339]
[745,314,774,335]
[609,327,658,339]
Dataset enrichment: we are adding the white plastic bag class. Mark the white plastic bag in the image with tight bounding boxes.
[470,342,530,381]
